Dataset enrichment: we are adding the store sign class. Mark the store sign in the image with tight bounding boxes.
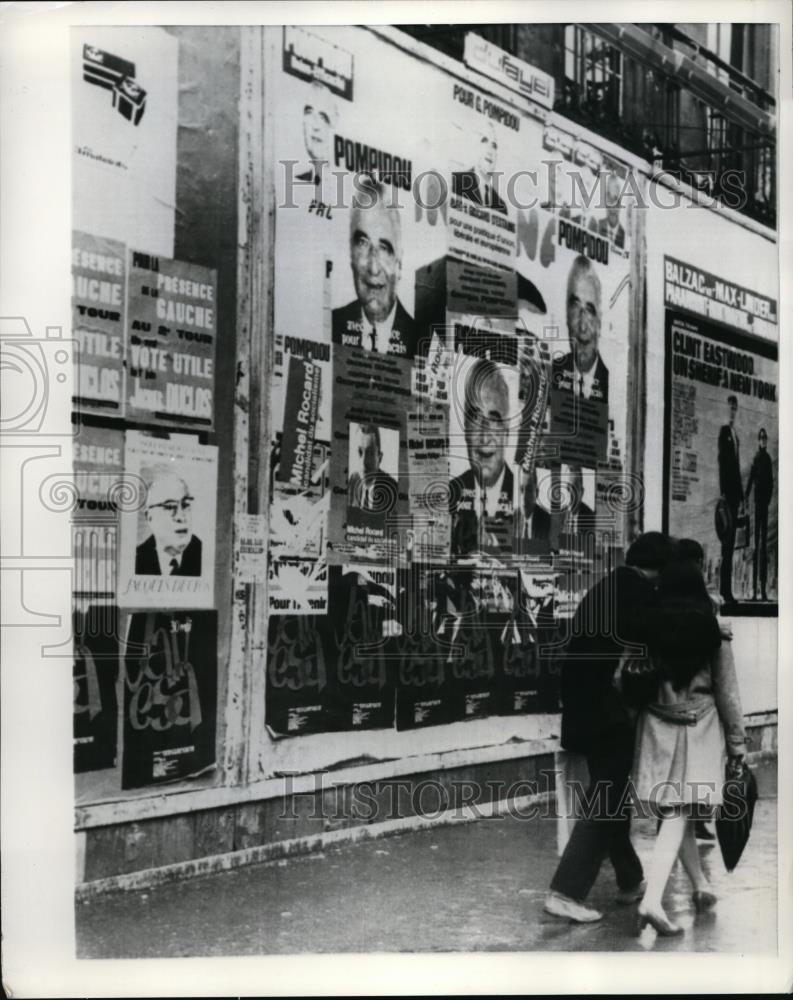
[282,26,354,101]
[664,256,778,339]
[464,33,554,110]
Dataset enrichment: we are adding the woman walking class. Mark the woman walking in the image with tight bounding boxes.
[628,558,747,936]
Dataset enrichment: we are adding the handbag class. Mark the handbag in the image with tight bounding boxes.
[715,758,758,871]
[616,652,659,709]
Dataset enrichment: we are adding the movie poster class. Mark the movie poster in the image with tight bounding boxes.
[118,432,217,609]
[73,604,119,773]
[125,252,217,430]
[72,230,126,415]
[664,296,778,610]
[72,26,178,258]
[121,609,217,788]
[73,424,124,600]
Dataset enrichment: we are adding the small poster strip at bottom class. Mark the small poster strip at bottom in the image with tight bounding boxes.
[73,603,120,773]
[122,610,217,789]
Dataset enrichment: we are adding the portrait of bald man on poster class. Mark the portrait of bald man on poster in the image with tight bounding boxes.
[135,467,202,576]
[552,255,609,405]
[332,175,420,359]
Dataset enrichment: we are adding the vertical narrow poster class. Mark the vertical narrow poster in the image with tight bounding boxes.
[121,610,217,788]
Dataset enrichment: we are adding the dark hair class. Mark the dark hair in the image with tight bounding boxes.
[650,560,721,690]
[625,531,677,571]
[677,537,704,566]
[727,395,738,406]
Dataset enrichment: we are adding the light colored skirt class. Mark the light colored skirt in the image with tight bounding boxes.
[633,699,726,815]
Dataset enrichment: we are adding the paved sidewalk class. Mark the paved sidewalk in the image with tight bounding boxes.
[77,781,777,957]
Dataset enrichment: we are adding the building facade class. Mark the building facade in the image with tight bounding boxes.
[70,23,778,893]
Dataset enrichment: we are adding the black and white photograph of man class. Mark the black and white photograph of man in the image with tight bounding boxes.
[135,467,202,576]
[598,173,626,248]
[296,78,337,190]
[332,175,420,358]
[553,255,609,404]
[347,421,399,515]
[452,121,507,214]
[449,358,515,555]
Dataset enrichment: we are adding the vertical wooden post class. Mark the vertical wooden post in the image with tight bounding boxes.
[626,185,647,542]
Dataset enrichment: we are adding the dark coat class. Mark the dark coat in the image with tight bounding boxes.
[745,448,773,509]
[135,534,202,577]
[348,469,399,512]
[718,424,742,508]
[598,216,626,248]
[552,352,609,404]
[331,298,421,359]
[559,565,656,753]
[451,170,507,215]
[449,465,514,556]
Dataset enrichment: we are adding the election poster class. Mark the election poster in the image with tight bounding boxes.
[268,557,329,616]
[447,350,522,561]
[325,565,397,731]
[442,78,524,318]
[72,26,178,258]
[73,424,125,600]
[125,251,217,430]
[265,613,334,737]
[72,230,126,415]
[327,346,411,565]
[118,432,217,609]
[73,604,119,773]
[406,400,451,563]
[498,570,557,715]
[663,288,778,611]
[121,610,217,788]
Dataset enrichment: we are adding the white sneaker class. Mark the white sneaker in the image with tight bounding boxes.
[543,891,603,923]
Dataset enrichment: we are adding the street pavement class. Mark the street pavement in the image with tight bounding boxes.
[76,768,777,957]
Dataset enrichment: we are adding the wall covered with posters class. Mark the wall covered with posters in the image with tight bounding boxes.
[72,26,240,802]
[645,190,778,715]
[261,25,646,772]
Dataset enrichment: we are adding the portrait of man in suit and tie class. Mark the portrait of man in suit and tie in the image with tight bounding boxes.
[552,255,609,404]
[449,358,515,556]
[347,423,399,516]
[717,394,744,603]
[135,468,202,576]
[332,176,421,359]
[597,173,626,248]
[296,78,337,189]
[451,121,507,215]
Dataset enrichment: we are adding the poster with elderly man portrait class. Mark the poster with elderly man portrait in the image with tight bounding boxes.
[118,431,217,608]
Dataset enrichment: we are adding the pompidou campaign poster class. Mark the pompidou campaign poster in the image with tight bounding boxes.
[663,258,778,611]
[267,25,640,734]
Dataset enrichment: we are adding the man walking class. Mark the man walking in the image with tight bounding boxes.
[544,531,677,923]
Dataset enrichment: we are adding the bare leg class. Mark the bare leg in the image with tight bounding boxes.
[678,819,710,893]
[640,812,687,913]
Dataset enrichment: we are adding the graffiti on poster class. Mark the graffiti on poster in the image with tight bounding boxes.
[73,604,119,773]
[72,230,126,413]
[118,432,217,608]
[125,252,217,429]
[122,610,217,788]
[664,310,777,610]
